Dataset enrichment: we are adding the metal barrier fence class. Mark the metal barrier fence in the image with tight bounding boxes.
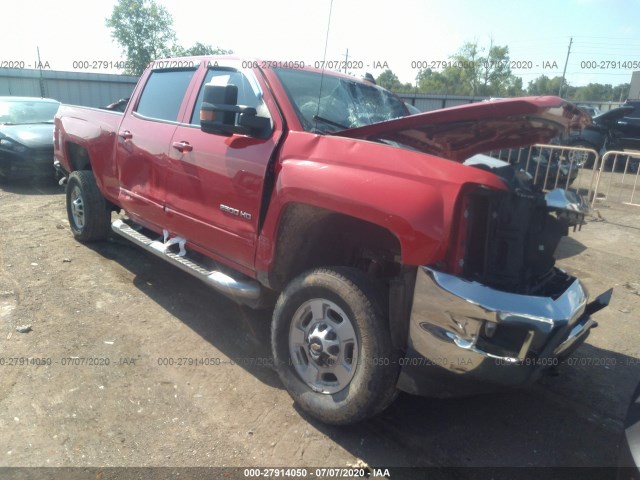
[486,144,600,202]
[592,151,640,207]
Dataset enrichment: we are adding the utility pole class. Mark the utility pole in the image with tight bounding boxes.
[343,48,349,73]
[37,46,46,97]
[558,37,572,97]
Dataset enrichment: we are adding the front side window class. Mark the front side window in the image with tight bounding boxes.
[136,69,196,122]
[190,68,269,125]
[274,68,408,133]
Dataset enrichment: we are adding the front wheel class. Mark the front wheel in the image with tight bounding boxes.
[567,140,597,169]
[66,170,111,242]
[272,267,400,425]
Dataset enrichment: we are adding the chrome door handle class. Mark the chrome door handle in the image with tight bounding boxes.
[172,141,193,152]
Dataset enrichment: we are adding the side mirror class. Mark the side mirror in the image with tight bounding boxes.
[200,84,270,137]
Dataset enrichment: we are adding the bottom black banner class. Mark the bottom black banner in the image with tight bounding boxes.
[0,467,634,480]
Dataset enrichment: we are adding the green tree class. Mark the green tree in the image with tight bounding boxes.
[527,75,564,95]
[107,1,233,75]
[528,75,579,97]
[572,83,611,101]
[613,83,630,102]
[376,69,402,91]
[373,70,414,92]
[527,75,579,98]
[106,0,176,75]
[460,40,517,96]
[171,41,232,57]
[449,41,482,95]
[527,77,630,101]
[416,68,467,95]
[505,76,524,97]
[476,43,513,96]
[572,83,630,101]
[416,41,520,96]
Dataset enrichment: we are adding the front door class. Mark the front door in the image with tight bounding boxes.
[166,65,280,270]
[164,64,281,271]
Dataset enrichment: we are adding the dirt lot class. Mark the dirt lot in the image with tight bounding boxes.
[0,178,639,478]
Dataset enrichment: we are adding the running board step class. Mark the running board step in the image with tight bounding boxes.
[111,219,261,300]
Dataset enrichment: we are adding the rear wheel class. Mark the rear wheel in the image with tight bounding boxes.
[66,170,111,242]
[272,267,400,425]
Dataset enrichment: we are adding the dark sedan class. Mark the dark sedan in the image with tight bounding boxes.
[563,103,640,171]
[0,96,60,182]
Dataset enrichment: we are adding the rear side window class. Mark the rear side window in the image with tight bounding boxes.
[136,69,196,122]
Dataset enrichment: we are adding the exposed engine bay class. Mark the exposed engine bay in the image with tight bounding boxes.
[459,154,590,296]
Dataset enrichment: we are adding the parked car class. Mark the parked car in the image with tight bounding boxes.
[577,104,602,118]
[563,105,640,171]
[619,99,640,147]
[54,57,610,425]
[0,96,60,182]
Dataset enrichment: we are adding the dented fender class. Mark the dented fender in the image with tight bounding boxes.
[255,130,507,272]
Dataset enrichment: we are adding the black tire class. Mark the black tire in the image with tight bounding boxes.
[272,267,400,425]
[66,170,111,242]
[567,140,597,169]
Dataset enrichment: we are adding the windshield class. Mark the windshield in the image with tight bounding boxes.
[274,69,408,133]
[0,99,60,125]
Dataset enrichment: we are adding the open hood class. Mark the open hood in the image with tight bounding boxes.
[335,96,589,162]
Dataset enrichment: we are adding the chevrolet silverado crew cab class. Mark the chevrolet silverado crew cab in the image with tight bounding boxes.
[54,56,611,425]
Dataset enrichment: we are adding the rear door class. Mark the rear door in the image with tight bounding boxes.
[115,66,198,229]
[164,61,282,271]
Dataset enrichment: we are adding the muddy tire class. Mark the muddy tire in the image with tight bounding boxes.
[272,267,399,425]
[66,170,111,242]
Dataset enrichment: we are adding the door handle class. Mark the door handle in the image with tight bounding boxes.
[172,141,193,153]
[118,130,133,140]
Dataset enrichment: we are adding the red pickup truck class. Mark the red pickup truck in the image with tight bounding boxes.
[54,56,611,425]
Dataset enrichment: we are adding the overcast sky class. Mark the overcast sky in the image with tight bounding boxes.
[2,0,638,89]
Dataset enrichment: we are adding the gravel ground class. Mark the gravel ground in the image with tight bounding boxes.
[0,177,638,479]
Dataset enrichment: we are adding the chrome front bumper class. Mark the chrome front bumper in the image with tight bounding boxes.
[397,266,611,397]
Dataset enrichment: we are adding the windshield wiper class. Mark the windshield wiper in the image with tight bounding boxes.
[312,115,348,131]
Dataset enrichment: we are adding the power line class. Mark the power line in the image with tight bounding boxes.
[572,43,640,48]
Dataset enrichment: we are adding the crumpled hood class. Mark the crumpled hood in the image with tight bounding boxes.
[0,123,55,149]
[334,96,589,162]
